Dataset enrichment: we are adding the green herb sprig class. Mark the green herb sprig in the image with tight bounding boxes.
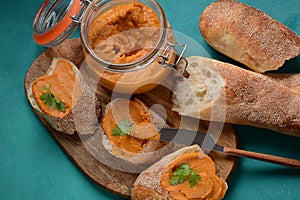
[111,119,133,136]
[170,163,201,188]
[40,85,66,112]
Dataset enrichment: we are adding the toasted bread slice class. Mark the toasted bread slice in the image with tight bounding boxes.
[132,145,227,200]
[101,98,174,166]
[27,57,101,135]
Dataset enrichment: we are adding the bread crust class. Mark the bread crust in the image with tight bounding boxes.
[265,73,300,94]
[199,0,300,72]
[27,57,101,135]
[173,56,300,136]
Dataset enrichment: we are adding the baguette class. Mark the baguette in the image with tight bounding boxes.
[132,145,227,200]
[101,98,174,166]
[172,56,300,136]
[199,0,300,73]
[27,57,101,135]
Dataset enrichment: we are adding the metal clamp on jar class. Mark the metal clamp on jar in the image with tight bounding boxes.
[33,0,187,94]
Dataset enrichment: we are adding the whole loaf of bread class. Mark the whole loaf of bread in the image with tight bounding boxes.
[199,0,300,73]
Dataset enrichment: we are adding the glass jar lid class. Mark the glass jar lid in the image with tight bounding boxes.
[33,0,89,47]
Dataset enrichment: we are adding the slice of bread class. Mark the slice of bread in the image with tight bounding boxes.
[199,0,300,73]
[172,56,300,136]
[101,98,174,166]
[132,145,227,200]
[27,57,101,135]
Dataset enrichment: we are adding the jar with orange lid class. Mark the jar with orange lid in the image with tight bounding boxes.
[33,0,186,94]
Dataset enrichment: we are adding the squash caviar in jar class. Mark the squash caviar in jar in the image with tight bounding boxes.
[81,0,177,94]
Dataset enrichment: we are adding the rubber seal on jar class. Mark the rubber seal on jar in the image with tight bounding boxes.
[33,0,84,46]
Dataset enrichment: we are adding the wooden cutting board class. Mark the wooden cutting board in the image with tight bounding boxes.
[24,38,238,198]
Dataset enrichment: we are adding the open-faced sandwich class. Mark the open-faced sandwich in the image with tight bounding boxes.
[101,98,173,165]
[27,57,101,135]
[132,145,227,200]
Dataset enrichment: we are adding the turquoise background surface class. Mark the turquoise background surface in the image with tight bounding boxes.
[1,0,300,199]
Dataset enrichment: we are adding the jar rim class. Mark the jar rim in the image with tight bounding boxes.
[80,0,168,72]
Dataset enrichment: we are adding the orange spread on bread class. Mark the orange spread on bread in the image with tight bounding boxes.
[31,59,80,118]
[161,152,227,200]
[102,98,160,154]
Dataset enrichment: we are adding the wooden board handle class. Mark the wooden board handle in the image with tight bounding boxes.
[223,146,300,169]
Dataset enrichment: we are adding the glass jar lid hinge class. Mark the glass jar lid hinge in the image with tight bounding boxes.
[70,0,91,24]
[158,40,187,71]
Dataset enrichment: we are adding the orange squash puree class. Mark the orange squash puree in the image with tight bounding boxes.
[96,63,171,94]
[102,99,160,153]
[88,2,161,64]
[160,152,227,200]
[86,2,174,94]
[31,60,79,118]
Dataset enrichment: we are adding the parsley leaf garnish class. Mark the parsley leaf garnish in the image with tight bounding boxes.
[170,163,201,188]
[111,119,133,136]
[39,85,66,112]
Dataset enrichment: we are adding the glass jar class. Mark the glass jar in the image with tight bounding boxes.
[33,0,186,94]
